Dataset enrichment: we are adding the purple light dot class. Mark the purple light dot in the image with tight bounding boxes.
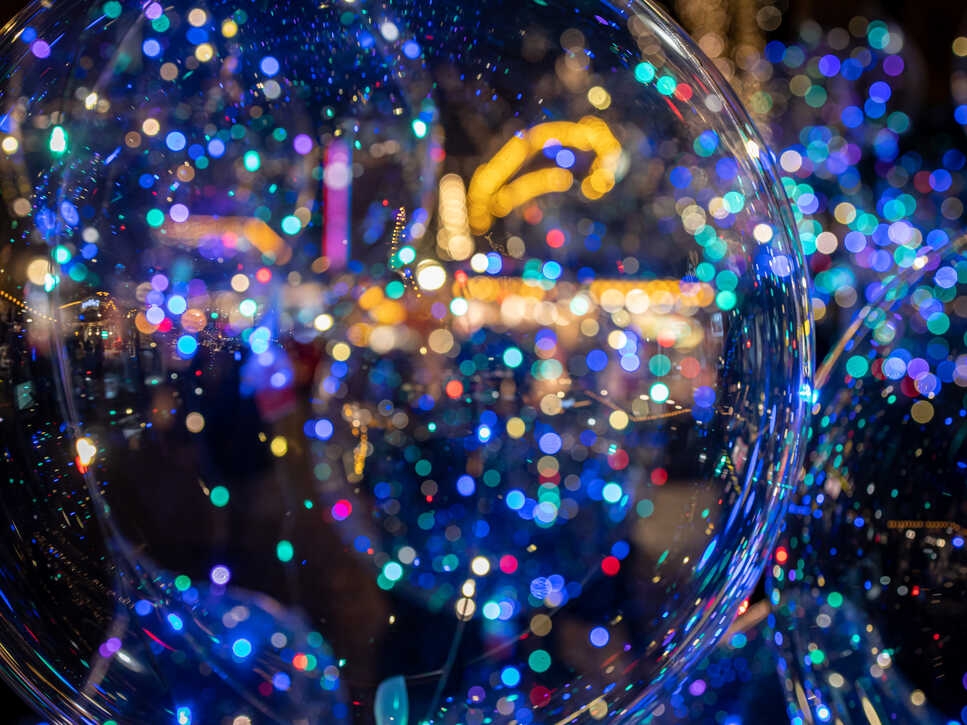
[883,55,904,77]
[817,54,840,77]
[145,305,165,325]
[210,565,231,585]
[30,40,50,59]
[538,432,562,455]
[169,203,189,222]
[293,134,313,155]
[144,2,162,19]
[688,679,707,697]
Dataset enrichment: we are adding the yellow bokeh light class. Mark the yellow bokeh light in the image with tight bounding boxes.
[331,342,351,361]
[587,85,611,109]
[195,43,214,62]
[185,412,206,433]
[609,410,629,430]
[269,435,288,457]
[142,118,160,136]
[187,8,208,26]
[230,273,250,292]
[26,258,51,286]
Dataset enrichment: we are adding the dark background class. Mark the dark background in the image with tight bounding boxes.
[0,0,961,722]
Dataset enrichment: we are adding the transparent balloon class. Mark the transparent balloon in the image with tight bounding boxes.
[769,239,967,725]
[0,0,811,722]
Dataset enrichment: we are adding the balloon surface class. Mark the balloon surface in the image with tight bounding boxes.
[0,0,810,722]
[770,240,966,725]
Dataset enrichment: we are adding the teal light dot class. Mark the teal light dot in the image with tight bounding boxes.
[243,150,261,172]
[103,0,122,18]
[804,85,827,108]
[276,540,294,562]
[716,290,737,311]
[69,264,87,282]
[239,298,257,317]
[151,14,170,32]
[528,649,552,673]
[385,280,405,299]
[723,191,746,213]
[411,119,428,138]
[648,354,672,377]
[634,61,656,84]
[636,499,654,518]
[927,313,950,335]
[383,561,403,581]
[232,638,253,658]
[281,215,302,235]
[53,245,72,264]
[827,591,843,608]
[845,355,869,378]
[398,246,416,264]
[210,486,230,507]
[808,649,825,665]
[695,262,715,282]
[503,347,523,368]
[715,269,738,291]
[174,575,191,591]
[146,209,165,227]
[656,75,677,95]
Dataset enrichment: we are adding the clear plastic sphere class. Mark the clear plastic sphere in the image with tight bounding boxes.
[769,241,967,725]
[0,0,811,722]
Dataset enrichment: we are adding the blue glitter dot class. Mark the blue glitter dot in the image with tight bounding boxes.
[142,38,161,57]
[260,55,280,76]
[456,475,476,496]
[314,418,334,440]
[165,131,186,151]
[589,627,609,647]
[669,165,692,188]
[586,349,608,372]
[402,40,421,59]
[715,157,738,180]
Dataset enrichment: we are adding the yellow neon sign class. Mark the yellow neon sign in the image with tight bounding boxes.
[467,116,622,234]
